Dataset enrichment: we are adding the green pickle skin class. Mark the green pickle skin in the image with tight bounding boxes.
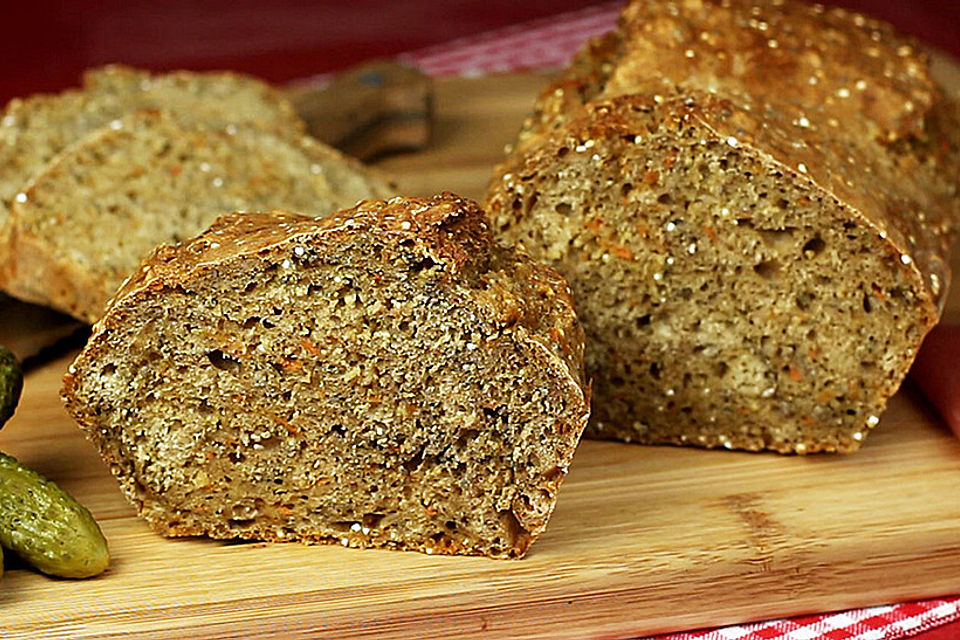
[0,452,109,578]
[0,345,23,428]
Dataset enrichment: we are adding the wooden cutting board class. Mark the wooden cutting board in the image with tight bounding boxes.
[2,71,960,640]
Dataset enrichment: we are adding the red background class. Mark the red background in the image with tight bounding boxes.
[3,0,960,103]
[2,1,957,638]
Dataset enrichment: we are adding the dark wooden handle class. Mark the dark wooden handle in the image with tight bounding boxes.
[286,61,433,162]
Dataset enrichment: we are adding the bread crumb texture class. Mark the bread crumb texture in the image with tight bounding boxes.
[62,194,589,558]
[3,110,394,322]
[0,64,303,232]
[485,0,960,453]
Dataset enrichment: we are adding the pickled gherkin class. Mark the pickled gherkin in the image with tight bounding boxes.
[0,452,109,578]
[0,345,22,428]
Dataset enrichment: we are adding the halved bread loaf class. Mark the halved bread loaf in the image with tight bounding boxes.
[3,110,395,322]
[62,194,589,558]
[0,64,302,259]
[485,0,960,453]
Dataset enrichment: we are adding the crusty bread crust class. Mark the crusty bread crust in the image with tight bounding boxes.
[500,0,959,307]
[63,194,589,558]
[106,195,585,394]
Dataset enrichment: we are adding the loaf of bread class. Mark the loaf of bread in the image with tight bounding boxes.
[485,0,960,453]
[62,194,589,558]
[2,110,394,323]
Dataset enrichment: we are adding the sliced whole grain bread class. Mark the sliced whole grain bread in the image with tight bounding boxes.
[2,110,395,323]
[0,65,303,260]
[62,193,589,558]
[485,0,960,453]
[81,64,301,129]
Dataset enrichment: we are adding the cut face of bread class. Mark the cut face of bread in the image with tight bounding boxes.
[0,65,302,256]
[4,110,395,322]
[62,194,589,558]
[485,1,960,454]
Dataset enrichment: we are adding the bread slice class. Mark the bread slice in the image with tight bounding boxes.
[81,64,301,130]
[62,194,589,558]
[3,110,395,323]
[485,0,960,453]
[0,65,303,261]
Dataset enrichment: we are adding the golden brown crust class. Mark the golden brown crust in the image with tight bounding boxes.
[111,194,495,308]
[107,193,586,392]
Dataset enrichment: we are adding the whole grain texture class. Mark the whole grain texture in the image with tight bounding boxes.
[0,65,303,260]
[3,110,394,323]
[62,194,589,558]
[485,0,960,453]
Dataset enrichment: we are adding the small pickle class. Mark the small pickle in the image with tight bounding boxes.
[0,452,109,578]
[0,345,23,428]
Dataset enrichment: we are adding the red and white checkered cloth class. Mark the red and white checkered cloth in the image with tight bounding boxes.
[661,598,960,640]
[399,1,625,76]
[397,3,960,640]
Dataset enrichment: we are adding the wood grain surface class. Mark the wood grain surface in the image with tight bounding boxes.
[1,71,960,640]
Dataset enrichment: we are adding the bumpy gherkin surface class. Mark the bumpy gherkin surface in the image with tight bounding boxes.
[0,452,109,578]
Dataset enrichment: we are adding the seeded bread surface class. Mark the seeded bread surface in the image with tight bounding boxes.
[485,0,960,453]
[62,193,589,558]
[0,65,303,263]
[3,110,395,323]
